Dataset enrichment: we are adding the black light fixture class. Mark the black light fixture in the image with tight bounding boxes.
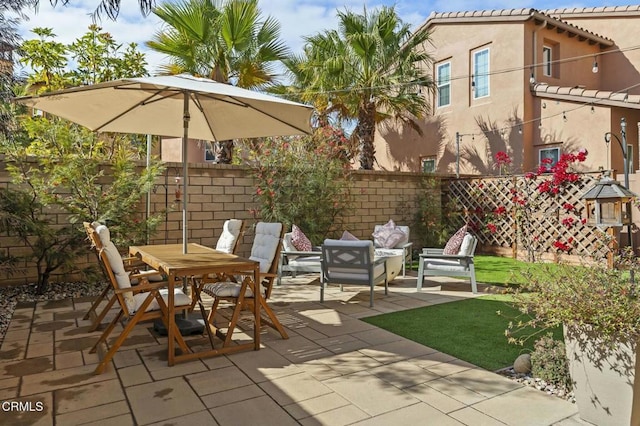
[592,57,599,73]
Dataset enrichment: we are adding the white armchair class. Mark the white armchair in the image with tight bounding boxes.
[320,239,388,307]
[277,232,322,285]
[416,233,478,293]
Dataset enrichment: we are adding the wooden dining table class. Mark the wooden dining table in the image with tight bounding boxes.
[129,243,260,366]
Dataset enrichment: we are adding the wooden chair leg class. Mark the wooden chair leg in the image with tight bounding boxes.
[83,283,111,320]
[90,309,123,354]
[88,294,117,332]
[94,306,149,375]
[222,300,243,348]
[258,298,288,339]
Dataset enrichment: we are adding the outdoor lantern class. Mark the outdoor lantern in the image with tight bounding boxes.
[581,173,637,227]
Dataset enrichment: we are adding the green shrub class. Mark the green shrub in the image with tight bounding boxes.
[531,333,572,391]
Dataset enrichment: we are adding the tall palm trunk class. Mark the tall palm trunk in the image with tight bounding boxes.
[357,101,377,170]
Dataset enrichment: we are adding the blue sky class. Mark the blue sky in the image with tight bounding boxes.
[15,0,637,74]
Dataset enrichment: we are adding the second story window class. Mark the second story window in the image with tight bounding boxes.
[543,46,552,77]
[473,48,490,99]
[421,156,436,173]
[436,62,451,107]
[539,147,560,171]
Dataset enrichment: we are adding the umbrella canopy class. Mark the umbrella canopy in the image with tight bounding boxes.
[15,74,314,253]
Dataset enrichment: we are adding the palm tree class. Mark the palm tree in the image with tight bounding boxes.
[1,0,36,136]
[146,0,289,163]
[35,0,154,20]
[278,6,434,169]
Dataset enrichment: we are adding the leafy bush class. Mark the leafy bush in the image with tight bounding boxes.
[531,334,572,391]
[410,176,448,248]
[509,242,640,353]
[248,126,353,244]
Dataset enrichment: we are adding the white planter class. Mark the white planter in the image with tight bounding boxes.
[564,325,640,426]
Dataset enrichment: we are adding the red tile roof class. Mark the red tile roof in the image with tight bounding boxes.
[420,8,613,47]
[532,83,640,110]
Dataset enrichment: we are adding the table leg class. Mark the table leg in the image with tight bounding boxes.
[254,264,260,350]
[168,273,175,366]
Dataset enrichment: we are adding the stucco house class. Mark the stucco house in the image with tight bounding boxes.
[375,6,640,180]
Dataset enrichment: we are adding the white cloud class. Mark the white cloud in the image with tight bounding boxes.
[15,0,635,76]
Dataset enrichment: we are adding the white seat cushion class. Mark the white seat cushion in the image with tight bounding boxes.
[132,288,192,313]
[203,281,261,298]
[289,256,322,267]
[326,263,386,282]
[424,259,468,272]
[375,249,403,281]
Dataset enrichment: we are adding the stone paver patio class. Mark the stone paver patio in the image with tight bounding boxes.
[0,274,588,425]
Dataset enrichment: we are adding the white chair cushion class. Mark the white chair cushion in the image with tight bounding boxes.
[283,233,296,252]
[97,224,136,312]
[250,222,282,273]
[458,233,475,256]
[215,219,242,253]
[289,256,322,267]
[131,288,191,313]
[282,233,299,261]
[424,259,468,272]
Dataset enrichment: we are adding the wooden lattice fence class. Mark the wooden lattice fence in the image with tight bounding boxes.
[445,172,607,261]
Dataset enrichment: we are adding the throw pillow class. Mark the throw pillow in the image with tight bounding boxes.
[443,225,468,255]
[340,230,359,241]
[291,224,313,252]
[373,226,407,249]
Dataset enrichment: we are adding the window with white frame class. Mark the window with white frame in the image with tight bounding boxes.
[473,48,490,99]
[421,156,436,173]
[539,147,560,171]
[543,46,552,77]
[436,62,451,107]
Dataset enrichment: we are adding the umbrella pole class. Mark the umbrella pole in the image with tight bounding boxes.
[182,92,189,254]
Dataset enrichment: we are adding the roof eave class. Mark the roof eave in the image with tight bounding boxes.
[419,9,613,49]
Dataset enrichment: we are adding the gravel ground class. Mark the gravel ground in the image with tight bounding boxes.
[0,281,105,348]
[0,281,576,405]
[497,367,575,403]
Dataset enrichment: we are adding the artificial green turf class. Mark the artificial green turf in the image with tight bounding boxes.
[363,294,562,371]
[410,255,562,286]
[473,255,530,286]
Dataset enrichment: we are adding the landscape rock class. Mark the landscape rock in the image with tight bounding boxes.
[514,353,532,373]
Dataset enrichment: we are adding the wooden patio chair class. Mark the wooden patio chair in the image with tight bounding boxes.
[87,224,194,374]
[82,222,159,331]
[193,222,288,347]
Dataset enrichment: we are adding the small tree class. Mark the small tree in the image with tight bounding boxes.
[0,188,89,294]
[248,126,353,244]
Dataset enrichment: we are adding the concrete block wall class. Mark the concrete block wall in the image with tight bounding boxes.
[0,160,430,286]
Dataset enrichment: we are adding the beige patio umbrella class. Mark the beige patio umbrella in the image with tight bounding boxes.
[15,74,314,253]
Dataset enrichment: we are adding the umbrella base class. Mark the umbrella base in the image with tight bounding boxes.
[153,316,204,336]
